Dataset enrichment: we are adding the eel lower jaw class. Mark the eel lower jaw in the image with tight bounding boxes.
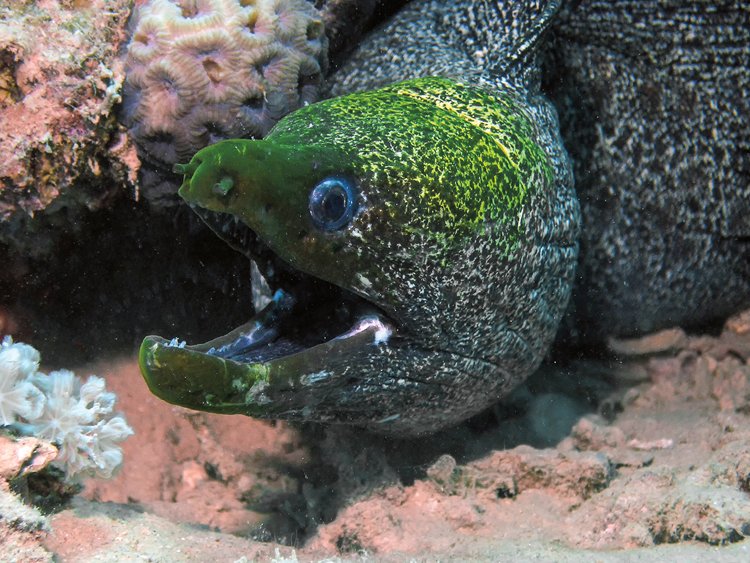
[138,287,396,415]
[139,205,398,414]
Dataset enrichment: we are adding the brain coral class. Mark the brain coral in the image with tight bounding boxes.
[122,0,328,201]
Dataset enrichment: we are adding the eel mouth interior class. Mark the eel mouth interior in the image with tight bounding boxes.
[154,206,395,365]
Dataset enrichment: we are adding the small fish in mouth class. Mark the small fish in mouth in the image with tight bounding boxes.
[138,77,579,436]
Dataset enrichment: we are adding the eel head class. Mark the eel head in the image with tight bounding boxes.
[138,77,575,435]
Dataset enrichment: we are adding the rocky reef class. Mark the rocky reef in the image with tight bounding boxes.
[3,311,750,560]
[0,0,137,258]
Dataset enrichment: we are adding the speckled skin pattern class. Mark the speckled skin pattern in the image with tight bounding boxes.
[330,0,750,343]
[328,0,561,97]
[180,77,576,343]
[144,8,579,433]
[544,0,750,341]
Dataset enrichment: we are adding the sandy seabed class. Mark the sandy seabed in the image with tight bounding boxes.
[3,311,750,562]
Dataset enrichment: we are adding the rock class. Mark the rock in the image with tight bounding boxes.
[568,417,626,451]
[0,435,52,562]
[0,435,57,483]
[725,310,750,336]
[468,445,613,502]
[608,328,688,356]
[0,0,137,257]
[0,488,51,562]
[425,453,457,491]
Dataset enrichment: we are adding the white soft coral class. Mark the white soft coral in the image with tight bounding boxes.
[0,337,133,480]
[0,338,44,425]
[28,370,134,479]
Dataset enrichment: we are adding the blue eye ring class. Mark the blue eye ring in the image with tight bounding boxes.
[308,176,357,231]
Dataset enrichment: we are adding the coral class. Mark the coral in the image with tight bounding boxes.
[0,338,133,481]
[122,0,328,203]
[27,370,133,480]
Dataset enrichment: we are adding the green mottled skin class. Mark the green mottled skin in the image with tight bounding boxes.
[175,78,555,311]
[181,78,551,255]
[140,76,578,435]
[266,78,552,248]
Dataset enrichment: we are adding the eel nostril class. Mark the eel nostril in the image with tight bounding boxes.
[173,158,202,177]
[212,176,234,196]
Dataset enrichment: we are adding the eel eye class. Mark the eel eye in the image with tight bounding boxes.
[308,176,357,231]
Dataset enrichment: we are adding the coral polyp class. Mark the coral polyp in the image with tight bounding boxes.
[122,0,328,202]
[0,338,133,481]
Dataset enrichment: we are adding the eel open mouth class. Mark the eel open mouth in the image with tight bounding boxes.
[139,206,395,415]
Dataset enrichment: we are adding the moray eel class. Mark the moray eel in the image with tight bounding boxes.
[139,77,579,436]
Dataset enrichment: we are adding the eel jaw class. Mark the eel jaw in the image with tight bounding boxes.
[138,210,396,416]
[138,312,394,416]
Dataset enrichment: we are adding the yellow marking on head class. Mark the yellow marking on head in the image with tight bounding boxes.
[396,87,520,170]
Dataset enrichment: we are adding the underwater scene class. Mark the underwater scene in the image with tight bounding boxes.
[1,0,749,560]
